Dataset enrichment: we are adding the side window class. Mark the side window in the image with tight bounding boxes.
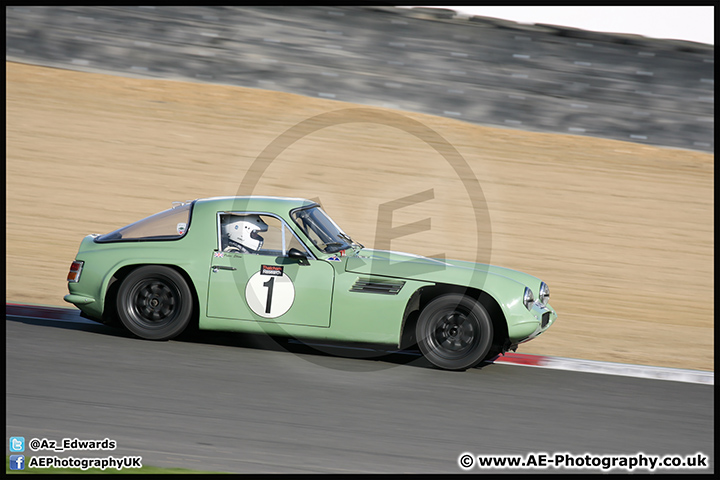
[285,230,306,254]
[219,214,308,257]
[96,202,192,242]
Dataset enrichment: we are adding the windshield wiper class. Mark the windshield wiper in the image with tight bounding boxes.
[338,232,363,250]
[323,242,346,254]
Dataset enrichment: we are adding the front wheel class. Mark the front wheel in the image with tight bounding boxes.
[116,265,193,340]
[416,294,493,371]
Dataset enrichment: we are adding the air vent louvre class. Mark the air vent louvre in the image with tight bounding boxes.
[350,278,405,295]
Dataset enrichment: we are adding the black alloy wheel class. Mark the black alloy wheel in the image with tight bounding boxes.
[416,293,493,370]
[117,265,193,340]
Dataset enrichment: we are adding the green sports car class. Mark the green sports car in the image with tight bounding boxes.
[65,196,556,370]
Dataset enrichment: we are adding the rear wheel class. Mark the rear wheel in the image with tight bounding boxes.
[117,265,193,340]
[416,293,493,370]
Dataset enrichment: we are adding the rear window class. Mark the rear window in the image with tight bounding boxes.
[95,202,193,243]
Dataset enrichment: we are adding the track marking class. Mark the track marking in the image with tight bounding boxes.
[495,353,713,385]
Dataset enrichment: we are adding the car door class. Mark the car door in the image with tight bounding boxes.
[206,212,333,327]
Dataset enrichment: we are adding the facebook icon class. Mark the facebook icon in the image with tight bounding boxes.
[9,455,25,470]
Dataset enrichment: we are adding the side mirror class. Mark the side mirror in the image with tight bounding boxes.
[288,248,310,266]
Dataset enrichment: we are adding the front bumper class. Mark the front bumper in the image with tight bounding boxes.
[507,302,557,345]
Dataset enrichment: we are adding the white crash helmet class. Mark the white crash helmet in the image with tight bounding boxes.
[224,215,268,252]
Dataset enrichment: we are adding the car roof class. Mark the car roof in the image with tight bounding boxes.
[192,196,317,213]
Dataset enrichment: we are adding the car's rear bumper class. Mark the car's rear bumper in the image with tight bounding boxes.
[64,293,104,322]
[64,294,96,305]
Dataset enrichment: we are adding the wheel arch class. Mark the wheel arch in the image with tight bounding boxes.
[399,283,509,356]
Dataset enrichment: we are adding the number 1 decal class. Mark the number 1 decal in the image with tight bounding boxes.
[245,268,295,319]
[263,276,274,314]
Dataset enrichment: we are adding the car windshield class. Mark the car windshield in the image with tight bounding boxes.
[95,202,193,242]
[291,206,358,254]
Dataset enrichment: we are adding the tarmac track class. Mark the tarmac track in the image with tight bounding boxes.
[5,308,714,473]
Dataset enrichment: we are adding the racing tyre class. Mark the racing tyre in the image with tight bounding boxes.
[416,293,493,371]
[117,265,193,340]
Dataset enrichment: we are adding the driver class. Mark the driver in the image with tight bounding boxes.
[223,215,268,253]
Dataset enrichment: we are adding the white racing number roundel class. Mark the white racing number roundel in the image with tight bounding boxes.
[245,265,295,318]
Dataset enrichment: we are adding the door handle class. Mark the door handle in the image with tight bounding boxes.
[212,265,237,272]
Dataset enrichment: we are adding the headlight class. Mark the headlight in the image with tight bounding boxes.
[523,287,534,310]
[538,282,550,307]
